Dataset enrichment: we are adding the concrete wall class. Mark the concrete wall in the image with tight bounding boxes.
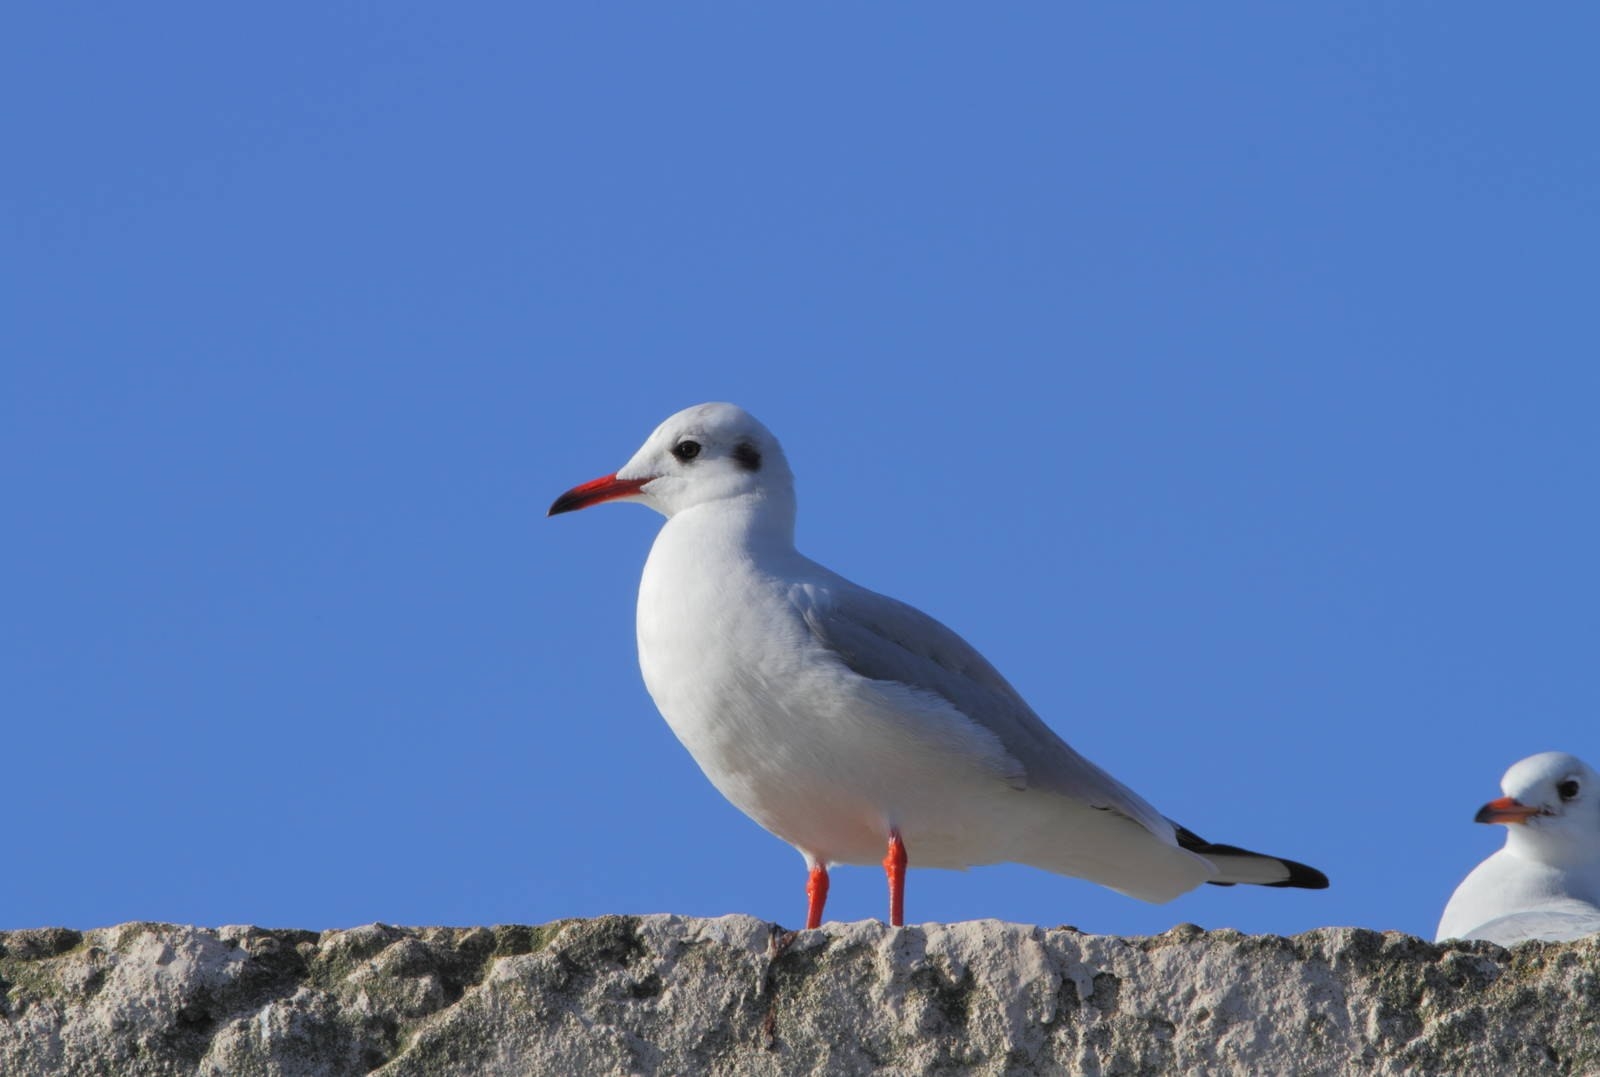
[2,916,1595,1075]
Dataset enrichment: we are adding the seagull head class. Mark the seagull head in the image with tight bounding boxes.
[1479,751,1600,863]
[548,402,794,520]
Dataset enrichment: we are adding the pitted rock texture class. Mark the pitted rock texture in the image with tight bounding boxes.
[0,916,1595,1076]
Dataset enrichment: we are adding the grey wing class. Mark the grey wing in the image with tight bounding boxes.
[792,574,1175,843]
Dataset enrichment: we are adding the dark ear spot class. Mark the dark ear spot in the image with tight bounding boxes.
[732,442,762,471]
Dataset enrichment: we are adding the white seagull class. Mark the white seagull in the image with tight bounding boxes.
[549,402,1327,927]
[1435,751,1600,945]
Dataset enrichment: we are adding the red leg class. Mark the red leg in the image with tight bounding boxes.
[805,863,830,929]
[883,831,907,927]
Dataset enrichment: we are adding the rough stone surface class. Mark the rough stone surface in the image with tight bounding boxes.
[1,916,1595,1075]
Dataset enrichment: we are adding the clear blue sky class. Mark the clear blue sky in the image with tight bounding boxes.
[5,6,1596,940]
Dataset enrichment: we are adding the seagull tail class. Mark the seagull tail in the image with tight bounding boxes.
[1172,824,1330,890]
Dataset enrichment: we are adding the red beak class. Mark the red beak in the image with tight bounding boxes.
[1474,796,1541,825]
[548,473,649,516]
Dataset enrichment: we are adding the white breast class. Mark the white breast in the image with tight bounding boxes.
[1437,848,1600,943]
[634,508,1036,868]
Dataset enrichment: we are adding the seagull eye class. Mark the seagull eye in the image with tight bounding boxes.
[1557,779,1580,801]
[671,440,702,463]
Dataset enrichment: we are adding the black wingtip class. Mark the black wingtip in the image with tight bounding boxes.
[1177,824,1330,890]
[1262,858,1330,890]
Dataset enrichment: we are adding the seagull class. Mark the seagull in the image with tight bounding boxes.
[549,402,1328,927]
[1435,751,1600,945]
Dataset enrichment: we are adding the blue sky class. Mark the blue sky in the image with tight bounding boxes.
[5,6,1596,940]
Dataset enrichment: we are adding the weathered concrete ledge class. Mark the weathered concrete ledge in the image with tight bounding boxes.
[0,916,1595,1075]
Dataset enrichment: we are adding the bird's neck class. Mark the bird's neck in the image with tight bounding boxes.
[1506,828,1600,873]
[668,492,797,552]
